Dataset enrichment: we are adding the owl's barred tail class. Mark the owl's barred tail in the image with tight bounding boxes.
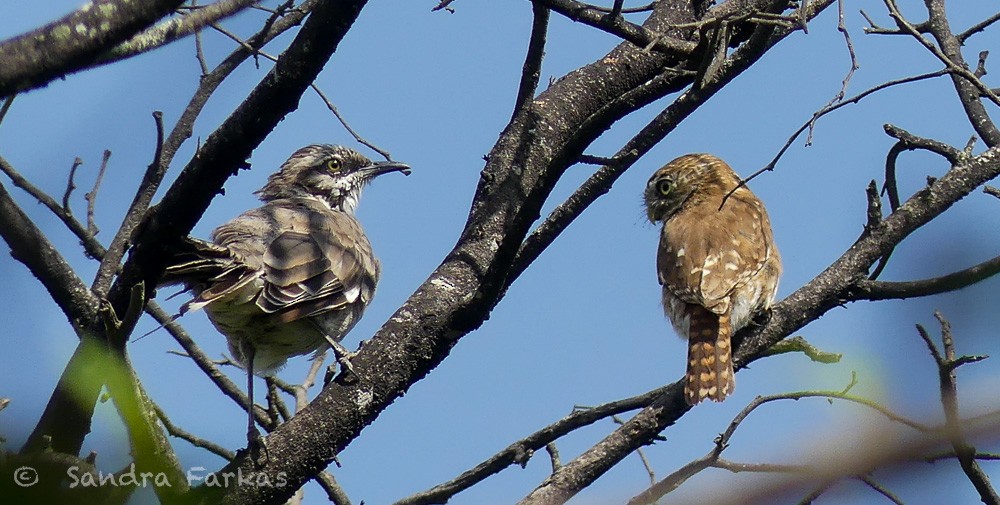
[684,306,735,405]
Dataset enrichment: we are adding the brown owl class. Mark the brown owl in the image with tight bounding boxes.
[644,153,781,405]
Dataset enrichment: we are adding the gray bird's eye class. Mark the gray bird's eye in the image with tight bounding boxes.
[326,158,342,172]
[656,178,673,196]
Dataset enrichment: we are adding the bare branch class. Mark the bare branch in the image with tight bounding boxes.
[545,442,562,473]
[0,174,100,330]
[763,69,948,176]
[84,150,113,236]
[155,402,235,460]
[314,471,354,505]
[0,0,186,96]
[0,95,13,125]
[883,0,1000,143]
[511,3,550,122]
[99,0,259,65]
[62,157,83,214]
[393,385,668,505]
[856,475,904,505]
[92,111,164,297]
[852,254,1000,301]
[925,311,1000,504]
[534,0,698,56]
[957,11,1000,44]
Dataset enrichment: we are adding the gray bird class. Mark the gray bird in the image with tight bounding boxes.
[160,144,409,453]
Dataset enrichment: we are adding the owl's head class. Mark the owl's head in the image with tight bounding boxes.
[643,153,742,223]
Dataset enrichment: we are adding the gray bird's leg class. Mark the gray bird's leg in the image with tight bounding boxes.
[324,335,357,377]
[244,345,268,466]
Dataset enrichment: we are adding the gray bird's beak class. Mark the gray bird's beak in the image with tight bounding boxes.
[361,160,411,178]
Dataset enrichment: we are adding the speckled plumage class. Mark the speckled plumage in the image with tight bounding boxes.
[161,144,408,374]
[644,153,781,405]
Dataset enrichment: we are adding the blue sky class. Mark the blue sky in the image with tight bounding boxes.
[2,1,999,504]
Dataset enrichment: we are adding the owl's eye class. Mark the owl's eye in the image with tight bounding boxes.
[326,158,342,171]
[656,178,673,196]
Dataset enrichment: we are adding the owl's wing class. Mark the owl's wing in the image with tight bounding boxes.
[657,188,775,314]
[254,202,380,323]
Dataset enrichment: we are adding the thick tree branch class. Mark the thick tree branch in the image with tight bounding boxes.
[0,0,185,96]
[98,0,258,65]
[0,179,99,330]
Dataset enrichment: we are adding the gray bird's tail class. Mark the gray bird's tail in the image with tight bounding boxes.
[159,237,259,314]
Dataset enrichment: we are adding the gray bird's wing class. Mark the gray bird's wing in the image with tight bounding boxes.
[252,199,380,323]
[160,236,261,314]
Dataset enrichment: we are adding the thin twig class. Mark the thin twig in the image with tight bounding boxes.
[194,0,210,76]
[856,475,904,505]
[431,0,457,12]
[310,85,394,161]
[154,402,235,460]
[883,0,1000,109]
[0,155,103,258]
[545,442,561,473]
[84,150,112,236]
[314,471,354,505]
[392,385,669,505]
[926,311,1000,504]
[0,95,14,125]
[91,110,165,297]
[762,70,948,177]
[210,22,396,162]
[853,254,1000,301]
[62,157,83,213]
[511,2,550,122]
[957,11,1000,44]
[804,0,858,146]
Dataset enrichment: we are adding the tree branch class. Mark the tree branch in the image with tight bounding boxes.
[535,0,698,56]
[852,254,1000,300]
[393,386,669,505]
[98,0,258,65]
[511,2,550,122]
[0,178,99,330]
[0,0,185,96]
